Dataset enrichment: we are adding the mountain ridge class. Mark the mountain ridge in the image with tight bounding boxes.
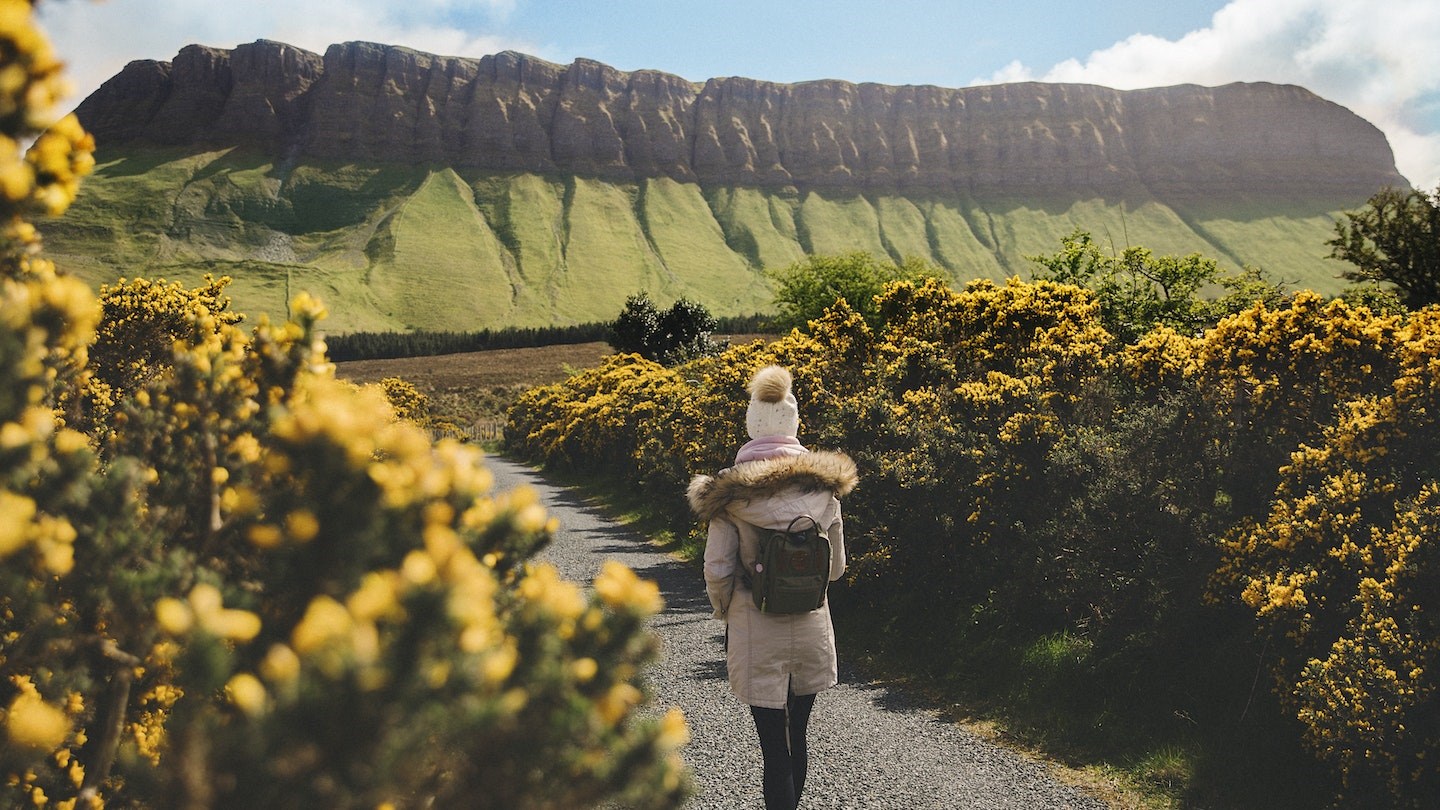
[46,39,1409,332]
[76,39,1403,197]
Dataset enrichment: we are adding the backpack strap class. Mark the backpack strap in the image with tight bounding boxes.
[786,514,820,535]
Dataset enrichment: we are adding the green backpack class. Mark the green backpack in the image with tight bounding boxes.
[745,515,831,614]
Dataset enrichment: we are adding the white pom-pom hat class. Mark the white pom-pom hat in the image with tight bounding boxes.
[745,365,799,439]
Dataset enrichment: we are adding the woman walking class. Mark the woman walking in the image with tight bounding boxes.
[687,365,858,809]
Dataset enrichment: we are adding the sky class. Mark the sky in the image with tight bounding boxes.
[37,0,1440,190]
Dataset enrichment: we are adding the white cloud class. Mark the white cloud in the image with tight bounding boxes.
[38,0,539,112]
[979,0,1440,190]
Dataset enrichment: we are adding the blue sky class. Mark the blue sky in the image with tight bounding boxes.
[38,0,1440,189]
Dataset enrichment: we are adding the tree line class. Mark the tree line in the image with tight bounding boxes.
[326,314,776,362]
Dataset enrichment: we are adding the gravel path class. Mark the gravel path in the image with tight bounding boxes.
[486,454,1110,810]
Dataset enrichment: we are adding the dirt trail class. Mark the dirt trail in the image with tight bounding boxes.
[485,454,1111,810]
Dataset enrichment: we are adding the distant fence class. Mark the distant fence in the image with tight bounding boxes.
[429,418,506,444]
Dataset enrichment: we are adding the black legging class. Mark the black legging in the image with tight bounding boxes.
[750,688,817,810]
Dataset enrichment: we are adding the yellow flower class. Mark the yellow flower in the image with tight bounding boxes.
[154,598,193,635]
[570,657,598,683]
[52,428,87,455]
[247,523,284,549]
[401,550,437,585]
[595,683,642,725]
[515,503,549,534]
[496,688,528,715]
[260,644,301,684]
[0,155,29,200]
[422,524,461,566]
[347,571,401,623]
[292,596,353,654]
[0,491,36,557]
[481,643,518,685]
[290,291,328,322]
[519,564,586,621]
[171,584,262,641]
[464,499,497,530]
[459,624,492,654]
[657,707,690,749]
[31,515,75,575]
[285,509,320,543]
[224,673,267,717]
[222,485,259,516]
[230,432,262,463]
[351,622,380,667]
[5,689,69,750]
[203,608,262,642]
[594,561,663,615]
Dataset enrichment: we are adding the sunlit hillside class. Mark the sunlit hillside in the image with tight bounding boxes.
[41,146,1355,332]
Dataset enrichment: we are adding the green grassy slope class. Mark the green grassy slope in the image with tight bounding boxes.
[916,197,1007,281]
[548,177,667,322]
[703,186,807,274]
[1167,194,1353,290]
[638,177,772,313]
[872,196,941,268]
[38,147,1359,331]
[469,173,565,312]
[368,168,520,330]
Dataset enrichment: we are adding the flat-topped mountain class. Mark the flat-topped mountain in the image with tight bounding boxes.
[46,39,1408,332]
[79,39,1400,197]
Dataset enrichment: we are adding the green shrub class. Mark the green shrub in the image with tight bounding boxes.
[769,251,941,332]
[606,292,723,366]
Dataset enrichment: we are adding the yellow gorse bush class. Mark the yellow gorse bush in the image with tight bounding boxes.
[0,3,688,808]
[510,264,1440,804]
[1213,306,1440,804]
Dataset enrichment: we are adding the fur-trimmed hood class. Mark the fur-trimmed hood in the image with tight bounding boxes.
[687,450,858,522]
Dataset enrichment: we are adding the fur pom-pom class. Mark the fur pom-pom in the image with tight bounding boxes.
[748,365,792,404]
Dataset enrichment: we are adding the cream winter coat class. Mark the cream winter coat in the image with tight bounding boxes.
[687,450,858,709]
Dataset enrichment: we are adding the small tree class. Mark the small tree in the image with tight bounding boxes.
[1328,186,1440,309]
[656,298,720,365]
[378,376,431,423]
[1028,229,1286,343]
[606,292,720,366]
[608,292,662,356]
[769,252,941,332]
[74,274,241,433]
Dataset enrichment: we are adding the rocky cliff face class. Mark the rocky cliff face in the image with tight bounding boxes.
[76,39,1405,197]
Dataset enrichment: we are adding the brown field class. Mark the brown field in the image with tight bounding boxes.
[333,336,773,440]
[334,341,615,389]
[334,342,616,439]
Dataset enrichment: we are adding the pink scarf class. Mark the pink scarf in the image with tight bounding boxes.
[735,435,808,464]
